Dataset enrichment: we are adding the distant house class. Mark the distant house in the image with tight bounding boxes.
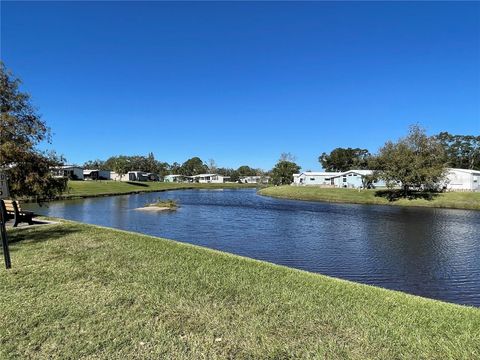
[239,175,270,184]
[52,165,84,180]
[293,170,387,189]
[111,171,159,182]
[191,174,229,184]
[328,170,388,189]
[444,168,480,191]
[164,174,189,183]
[293,172,338,186]
[110,171,125,181]
[83,169,111,180]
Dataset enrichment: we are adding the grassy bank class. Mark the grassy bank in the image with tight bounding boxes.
[1,221,479,359]
[259,186,480,210]
[55,180,257,200]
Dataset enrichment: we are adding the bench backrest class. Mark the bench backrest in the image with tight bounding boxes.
[3,200,20,213]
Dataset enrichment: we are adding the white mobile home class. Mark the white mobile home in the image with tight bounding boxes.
[293,172,340,186]
[83,169,111,180]
[239,175,270,184]
[111,171,158,182]
[328,170,388,189]
[52,165,84,180]
[192,174,229,184]
[293,170,388,189]
[444,168,480,191]
[164,174,190,183]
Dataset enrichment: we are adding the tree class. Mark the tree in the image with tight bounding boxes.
[375,125,446,196]
[271,156,301,185]
[236,165,257,177]
[0,62,66,199]
[217,167,238,182]
[179,157,208,176]
[83,159,107,170]
[208,159,217,173]
[435,132,480,170]
[169,162,181,174]
[319,147,371,172]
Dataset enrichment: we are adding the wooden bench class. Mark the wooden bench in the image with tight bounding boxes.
[1,200,35,227]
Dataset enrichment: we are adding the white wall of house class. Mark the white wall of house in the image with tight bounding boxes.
[445,168,480,191]
[294,172,340,186]
[110,172,126,181]
[239,176,270,184]
[293,174,301,185]
[53,166,84,180]
[83,169,111,180]
[164,175,190,183]
[293,170,388,189]
[193,174,227,183]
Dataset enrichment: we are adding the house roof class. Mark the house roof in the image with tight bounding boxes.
[298,170,374,178]
[447,168,480,175]
[192,174,221,177]
[57,165,83,169]
[299,172,340,176]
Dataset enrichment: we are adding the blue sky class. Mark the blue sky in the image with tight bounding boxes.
[2,1,479,171]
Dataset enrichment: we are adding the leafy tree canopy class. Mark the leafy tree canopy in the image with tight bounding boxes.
[179,157,208,176]
[93,153,169,177]
[435,132,480,170]
[374,125,446,196]
[271,155,301,185]
[0,62,66,199]
[319,147,371,172]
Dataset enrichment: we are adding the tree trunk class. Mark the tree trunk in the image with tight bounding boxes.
[403,184,409,198]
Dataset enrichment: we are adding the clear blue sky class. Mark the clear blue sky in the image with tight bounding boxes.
[2,1,479,171]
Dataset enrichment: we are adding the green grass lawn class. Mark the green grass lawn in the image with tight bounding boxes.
[259,186,480,210]
[60,180,256,199]
[1,221,479,359]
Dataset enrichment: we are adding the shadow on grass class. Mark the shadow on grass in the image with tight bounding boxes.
[374,189,441,202]
[126,181,150,187]
[7,225,79,246]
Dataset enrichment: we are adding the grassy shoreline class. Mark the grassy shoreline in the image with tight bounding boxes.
[1,220,479,358]
[25,180,258,202]
[259,186,480,210]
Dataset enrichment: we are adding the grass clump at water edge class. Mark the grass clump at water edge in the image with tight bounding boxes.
[147,199,178,209]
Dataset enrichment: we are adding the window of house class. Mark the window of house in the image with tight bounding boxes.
[310,178,315,181]
[343,178,347,182]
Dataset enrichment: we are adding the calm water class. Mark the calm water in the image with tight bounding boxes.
[26,189,480,307]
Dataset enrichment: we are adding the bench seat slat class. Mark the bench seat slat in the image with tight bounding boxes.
[1,200,35,227]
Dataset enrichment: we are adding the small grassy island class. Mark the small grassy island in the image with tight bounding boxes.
[1,220,479,358]
[259,186,480,210]
[136,199,178,211]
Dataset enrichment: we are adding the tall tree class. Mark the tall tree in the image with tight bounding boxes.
[208,159,217,173]
[271,156,301,185]
[83,159,107,170]
[0,62,66,199]
[179,157,208,176]
[236,165,257,177]
[169,162,182,174]
[435,132,480,170]
[375,125,446,196]
[319,147,371,172]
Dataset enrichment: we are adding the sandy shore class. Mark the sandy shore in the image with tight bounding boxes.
[134,206,173,211]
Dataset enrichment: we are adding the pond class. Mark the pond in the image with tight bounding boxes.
[25,189,480,307]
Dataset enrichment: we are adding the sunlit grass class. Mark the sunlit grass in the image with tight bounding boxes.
[1,220,479,358]
[259,186,480,210]
[61,180,256,198]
